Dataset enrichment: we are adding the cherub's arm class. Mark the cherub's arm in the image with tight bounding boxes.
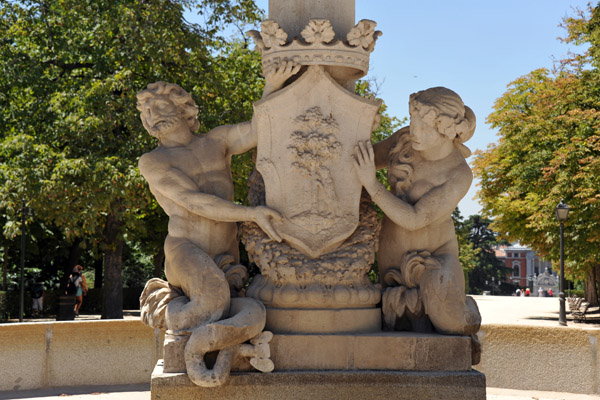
[373,126,409,169]
[139,153,282,241]
[353,141,471,231]
[209,121,256,156]
[214,61,302,156]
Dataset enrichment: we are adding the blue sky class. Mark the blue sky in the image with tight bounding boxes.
[188,1,592,216]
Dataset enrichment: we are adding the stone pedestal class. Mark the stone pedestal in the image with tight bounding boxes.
[151,332,483,399]
[269,332,473,371]
[151,363,486,400]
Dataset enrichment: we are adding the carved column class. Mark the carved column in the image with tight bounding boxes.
[244,0,383,335]
[268,0,355,41]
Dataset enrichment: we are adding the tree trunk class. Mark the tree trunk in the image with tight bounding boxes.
[102,212,124,319]
[2,249,7,291]
[584,265,600,306]
[94,258,103,289]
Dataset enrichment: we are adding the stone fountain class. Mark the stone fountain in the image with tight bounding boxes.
[137,0,486,398]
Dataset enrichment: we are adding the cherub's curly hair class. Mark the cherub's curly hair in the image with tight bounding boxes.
[409,87,475,145]
[137,82,200,133]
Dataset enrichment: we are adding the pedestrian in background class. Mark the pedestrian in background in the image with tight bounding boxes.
[67,265,88,316]
[31,281,44,317]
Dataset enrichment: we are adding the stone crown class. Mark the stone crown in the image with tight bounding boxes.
[248,19,382,78]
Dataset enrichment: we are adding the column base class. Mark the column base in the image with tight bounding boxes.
[151,362,486,400]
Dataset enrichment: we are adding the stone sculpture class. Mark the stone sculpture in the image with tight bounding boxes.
[139,1,485,396]
[136,81,285,386]
[355,87,481,336]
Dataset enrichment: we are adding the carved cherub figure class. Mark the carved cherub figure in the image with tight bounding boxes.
[354,87,481,337]
[137,82,282,331]
[137,80,297,386]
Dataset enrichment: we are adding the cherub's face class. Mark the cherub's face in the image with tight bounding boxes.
[409,109,446,152]
[139,95,183,138]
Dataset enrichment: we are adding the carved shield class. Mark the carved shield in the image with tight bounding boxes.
[254,65,381,258]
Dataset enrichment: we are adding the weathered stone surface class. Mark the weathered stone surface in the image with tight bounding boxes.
[136,82,285,387]
[265,307,381,334]
[139,1,486,394]
[163,331,189,373]
[253,65,380,259]
[268,0,354,42]
[269,332,472,371]
[242,194,381,312]
[0,320,162,392]
[478,324,600,394]
[151,362,486,400]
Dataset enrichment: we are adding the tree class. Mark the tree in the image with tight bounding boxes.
[473,5,600,303]
[0,0,262,317]
[461,214,509,294]
[452,209,479,292]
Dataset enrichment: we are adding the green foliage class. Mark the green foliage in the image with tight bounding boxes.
[0,0,263,316]
[0,0,407,312]
[473,4,600,282]
[452,209,479,292]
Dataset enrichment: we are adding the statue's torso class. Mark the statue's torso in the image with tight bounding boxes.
[150,135,238,257]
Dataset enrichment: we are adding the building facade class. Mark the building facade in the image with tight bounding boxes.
[495,244,555,290]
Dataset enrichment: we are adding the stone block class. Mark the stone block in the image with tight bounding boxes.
[0,323,48,391]
[478,324,600,394]
[162,332,189,373]
[151,362,486,400]
[270,332,472,371]
[265,307,381,334]
[0,320,163,392]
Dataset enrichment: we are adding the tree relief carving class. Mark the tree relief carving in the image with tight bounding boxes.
[287,106,343,233]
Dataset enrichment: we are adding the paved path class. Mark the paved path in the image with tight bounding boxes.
[476,294,559,325]
[474,294,600,327]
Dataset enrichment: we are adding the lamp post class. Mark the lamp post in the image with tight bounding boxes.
[19,199,26,322]
[555,199,570,326]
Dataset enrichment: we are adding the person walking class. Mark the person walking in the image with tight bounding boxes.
[67,265,88,316]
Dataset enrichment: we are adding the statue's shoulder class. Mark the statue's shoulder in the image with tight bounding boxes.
[138,147,171,173]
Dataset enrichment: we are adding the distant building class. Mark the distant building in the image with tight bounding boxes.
[494,244,554,288]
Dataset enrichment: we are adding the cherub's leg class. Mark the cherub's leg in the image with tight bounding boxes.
[164,235,231,332]
[420,243,481,336]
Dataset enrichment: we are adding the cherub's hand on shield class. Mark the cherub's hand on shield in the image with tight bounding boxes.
[262,60,302,97]
[353,140,378,188]
[253,206,283,242]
